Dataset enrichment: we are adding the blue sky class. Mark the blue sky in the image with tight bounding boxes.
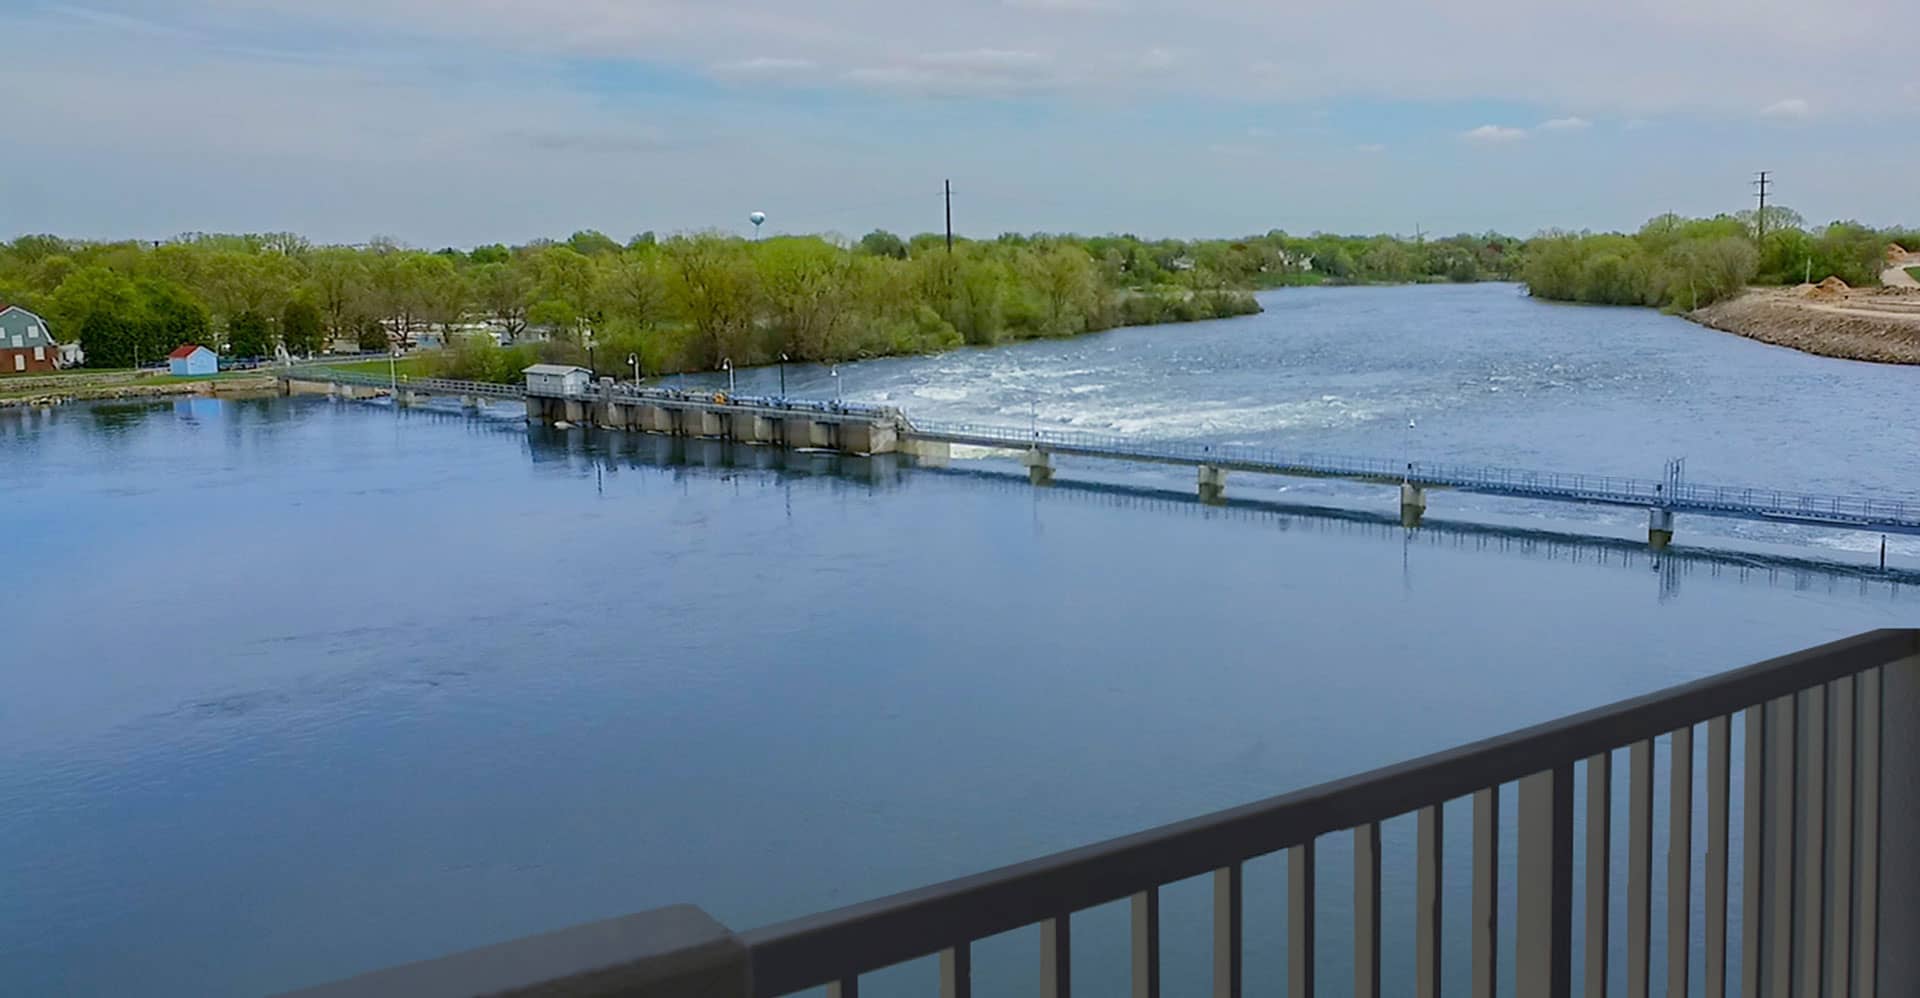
[4,0,1915,247]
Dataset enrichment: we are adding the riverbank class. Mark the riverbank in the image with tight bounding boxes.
[0,370,280,407]
[1688,282,1920,365]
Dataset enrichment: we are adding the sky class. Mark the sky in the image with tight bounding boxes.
[3,0,1916,247]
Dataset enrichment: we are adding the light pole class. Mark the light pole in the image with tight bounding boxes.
[830,366,840,400]
[1405,415,1416,479]
[389,347,398,393]
[629,352,641,385]
[723,358,735,394]
[778,353,788,397]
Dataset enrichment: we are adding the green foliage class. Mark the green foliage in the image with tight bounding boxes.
[1513,210,1906,310]
[227,310,272,358]
[857,229,909,259]
[281,298,324,356]
[356,318,389,352]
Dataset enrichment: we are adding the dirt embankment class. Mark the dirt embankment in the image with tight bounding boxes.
[1687,266,1920,364]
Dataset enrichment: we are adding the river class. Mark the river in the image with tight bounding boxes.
[2,283,1916,996]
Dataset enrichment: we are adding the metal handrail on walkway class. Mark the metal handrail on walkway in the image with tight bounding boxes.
[283,629,1920,998]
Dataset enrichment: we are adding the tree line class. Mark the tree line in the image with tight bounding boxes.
[1521,209,1920,310]
[0,226,1531,380]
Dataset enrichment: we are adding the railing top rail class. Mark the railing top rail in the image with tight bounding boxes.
[740,628,1918,996]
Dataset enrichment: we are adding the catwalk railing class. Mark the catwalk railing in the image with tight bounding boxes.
[282,629,1920,998]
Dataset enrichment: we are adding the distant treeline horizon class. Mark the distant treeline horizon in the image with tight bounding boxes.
[0,213,1911,379]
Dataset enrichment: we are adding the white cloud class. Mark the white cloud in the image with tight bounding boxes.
[845,48,1059,97]
[1761,97,1811,118]
[1355,143,1386,153]
[1463,124,1526,142]
[1539,116,1591,130]
[710,56,817,78]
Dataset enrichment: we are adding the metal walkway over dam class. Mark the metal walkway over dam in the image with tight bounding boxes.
[282,367,1920,546]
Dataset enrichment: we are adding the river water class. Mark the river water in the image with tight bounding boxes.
[2,284,1916,997]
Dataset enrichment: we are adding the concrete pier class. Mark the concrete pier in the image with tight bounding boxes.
[684,410,725,438]
[602,400,630,429]
[1198,464,1227,504]
[1024,449,1054,486]
[730,412,774,444]
[900,437,951,466]
[1648,508,1675,550]
[839,422,897,456]
[564,399,588,424]
[783,417,833,449]
[461,395,481,410]
[1400,482,1427,527]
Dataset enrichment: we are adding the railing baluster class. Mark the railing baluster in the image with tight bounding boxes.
[1705,716,1731,998]
[827,977,858,998]
[1214,865,1242,998]
[1472,786,1499,998]
[940,943,970,998]
[1668,725,1695,998]
[1824,677,1854,998]
[1741,704,1766,998]
[1289,841,1315,998]
[1852,668,1880,997]
[1517,767,1574,998]
[1584,752,1611,998]
[1416,804,1442,998]
[1354,824,1381,998]
[1131,889,1159,998]
[1041,916,1070,998]
[1763,695,1796,998]
[1796,685,1826,997]
[1628,739,1654,998]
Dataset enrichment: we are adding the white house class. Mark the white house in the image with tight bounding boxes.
[523,364,592,397]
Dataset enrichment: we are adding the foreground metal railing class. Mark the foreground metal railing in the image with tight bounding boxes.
[282,629,1919,998]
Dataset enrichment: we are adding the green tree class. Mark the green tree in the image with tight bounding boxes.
[228,310,273,358]
[857,229,909,260]
[357,318,390,352]
[666,234,758,366]
[281,298,324,356]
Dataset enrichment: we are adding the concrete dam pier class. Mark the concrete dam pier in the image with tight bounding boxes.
[522,379,949,462]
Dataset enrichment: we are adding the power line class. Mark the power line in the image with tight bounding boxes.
[1753,170,1772,240]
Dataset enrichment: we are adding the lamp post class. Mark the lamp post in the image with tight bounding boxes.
[389,347,398,393]
[778,353,788,396]
[723,358,735,394]
[629,352,641,385]
[830,366,840,400]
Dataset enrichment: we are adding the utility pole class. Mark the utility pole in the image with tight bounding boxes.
[1752,170,1772,241]
[944,179,954,253]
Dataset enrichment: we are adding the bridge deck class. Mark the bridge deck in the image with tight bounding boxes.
[909,419,1920,535]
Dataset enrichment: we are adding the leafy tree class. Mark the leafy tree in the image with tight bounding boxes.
[857,229,909,260]
[566,230,622,257]
[228,310,273,358]
[475,261,532,341]
[281,298,324,356]
[356,318,390,352]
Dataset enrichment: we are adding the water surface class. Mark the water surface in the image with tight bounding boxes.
[2,284,1915,996]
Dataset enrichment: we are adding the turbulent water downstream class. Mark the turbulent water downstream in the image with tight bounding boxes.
[3,283,1917,996]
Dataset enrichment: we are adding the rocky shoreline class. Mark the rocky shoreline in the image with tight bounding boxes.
[0,374,281,409]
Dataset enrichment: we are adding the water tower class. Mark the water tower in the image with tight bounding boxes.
[749,211,766,240]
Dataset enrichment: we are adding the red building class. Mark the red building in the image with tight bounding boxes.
[0,305,60,374]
